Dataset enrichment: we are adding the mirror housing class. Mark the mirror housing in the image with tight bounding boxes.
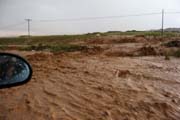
[0,53,32,89]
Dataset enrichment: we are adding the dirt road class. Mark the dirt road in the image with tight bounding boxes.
[0,50,180,120]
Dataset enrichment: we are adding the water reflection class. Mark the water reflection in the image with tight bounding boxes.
[0,55,30,85]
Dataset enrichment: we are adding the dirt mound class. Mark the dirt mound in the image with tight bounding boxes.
[87,36,141,45]
[105,45,159,57]
[26,52,53,61]
[82,46,103,55]
[137,46,158,56]
[135,34,145,38]
[111,37,139,44]
[87,38,105,44]
[104,45,159,57]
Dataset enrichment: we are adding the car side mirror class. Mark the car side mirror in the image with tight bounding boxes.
[0,53,32,89]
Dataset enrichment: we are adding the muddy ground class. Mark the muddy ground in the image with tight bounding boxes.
[0,35,180,120]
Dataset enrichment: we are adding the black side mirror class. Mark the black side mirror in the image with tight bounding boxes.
[0,53,32,89]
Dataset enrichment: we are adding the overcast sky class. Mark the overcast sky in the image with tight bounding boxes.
[0,0,180,36]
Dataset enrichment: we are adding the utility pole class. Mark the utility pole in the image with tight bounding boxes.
[161,9,164,37]
[25,19,32,38]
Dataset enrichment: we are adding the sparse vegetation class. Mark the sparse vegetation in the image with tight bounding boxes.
[173,49,180,58]
[21,44,87,53]
[0,34,96,45]
[0,31,179,46]
[0,45,8,50]
[0,32,180,58]
[104,31,180,37]
[164,40,180,47]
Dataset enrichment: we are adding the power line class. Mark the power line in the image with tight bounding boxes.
[25,19,32,38]
[0,21,26,30]
[35,12,162,22]
[165,11,180,14]
[162,9,164,37]
[0,11,179,28]
[0,10,179,35]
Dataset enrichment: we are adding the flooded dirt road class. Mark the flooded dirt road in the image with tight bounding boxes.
[0,51,180,120]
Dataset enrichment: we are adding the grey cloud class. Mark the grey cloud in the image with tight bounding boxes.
[0,0,180,36]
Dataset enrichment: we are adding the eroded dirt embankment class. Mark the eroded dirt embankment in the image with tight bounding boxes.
[0,51,180,120]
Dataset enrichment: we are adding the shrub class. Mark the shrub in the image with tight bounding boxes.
[173,49,180,58]
[165,55,170,60]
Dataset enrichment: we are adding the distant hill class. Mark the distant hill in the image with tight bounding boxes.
[151,28,180,32]
[164,28,180,32]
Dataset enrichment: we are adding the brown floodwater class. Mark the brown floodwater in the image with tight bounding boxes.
[0,51,180,120]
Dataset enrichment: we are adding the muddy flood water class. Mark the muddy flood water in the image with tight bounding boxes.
[0,50,180,120]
